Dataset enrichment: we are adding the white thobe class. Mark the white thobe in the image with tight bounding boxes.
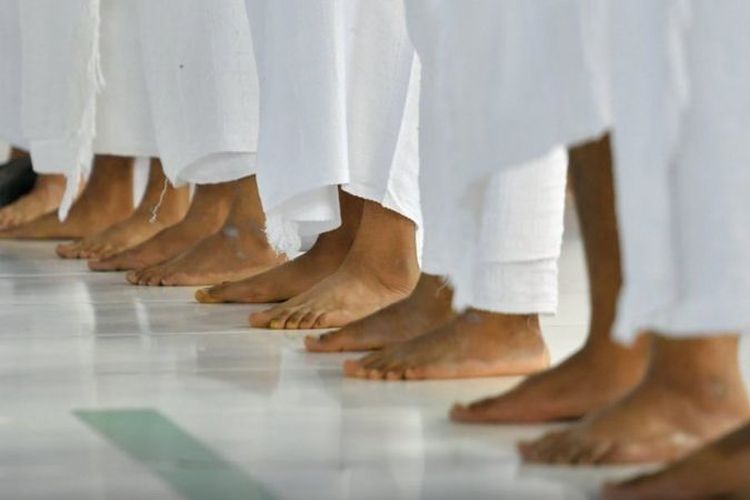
[0,0,25,149]
[406,1,604,313]
[244,0,422,255]
[19,0,259,218]
[609,0,750,341]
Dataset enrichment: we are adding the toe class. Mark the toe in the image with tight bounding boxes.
[133,269,153,286]
[384,364,408,381]
[404,365,428,380]
[312,312,335,329]
[365,356,394,380]
[518,431,564,463]
[90,244,114,260]
[342,357,364,377]
[78,247,96,260]
[158,272,179,286]
[355,353,386,378]
[56,242,78,259]
[195,287,224,303]
[342,351,382,377]
[137,271,155,286]
[125,270,140,285]
[269,309,296,329]
[284,309,308,330]
[298,311,319,330]
[146,272,165,287]
[544,434,581,464]
[250,307,283,328]
[367,367,388,380]
[82,243,106,260]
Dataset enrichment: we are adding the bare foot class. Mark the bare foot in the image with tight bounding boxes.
[450,337,648,423]
[128,176,285,286]
[0,173,66,230]
[304,273,455,352]
[195,190,363,304]
[129,229,285,286]
[0,155,133,240]
[250,201,420,330]
[519,336,750,465]
[57,159,189,260]
[89,182,235,272]
[452,135,646,423]
[602,422,750,499]
[343,309,549,381]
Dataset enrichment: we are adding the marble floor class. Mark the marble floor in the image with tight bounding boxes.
[1,216,748,500]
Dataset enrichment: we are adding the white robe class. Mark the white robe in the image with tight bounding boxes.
[608,0,750,341]
[0,0,25,149]
[245,0,421,254]
[405,1,605,309]
[135,0,259,187]
[20,0,259,218]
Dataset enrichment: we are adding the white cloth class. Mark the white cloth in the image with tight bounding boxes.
[471,149,568,314]
[0,0,25,149]
[609,1,750,341]
[20,0,259,218]
[422,149,568,314]
[135,0,259,187]
[20,0,104,217]
[245,0,421,255]
[406,0,608,306]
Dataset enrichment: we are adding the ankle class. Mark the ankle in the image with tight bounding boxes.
[227,220,276,254]
[348,246,420,295]
[309,229,355,260]
[464,310,541,334]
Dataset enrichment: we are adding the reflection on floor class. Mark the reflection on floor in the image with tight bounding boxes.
[1,225,748,499]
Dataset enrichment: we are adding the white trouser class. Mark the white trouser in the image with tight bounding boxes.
[422,148,568,314]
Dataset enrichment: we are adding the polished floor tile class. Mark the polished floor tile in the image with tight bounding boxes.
[1,227,747,500]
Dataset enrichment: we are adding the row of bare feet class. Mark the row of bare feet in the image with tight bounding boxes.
[2,147,749,498]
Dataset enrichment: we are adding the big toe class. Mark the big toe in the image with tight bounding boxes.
[342,358,365,377]
[125,270,141,284]
[249,308,279,328]
[195,287,224,303]
[56,242,80,259]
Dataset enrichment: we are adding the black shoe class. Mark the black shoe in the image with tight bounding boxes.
[0,157,36,207]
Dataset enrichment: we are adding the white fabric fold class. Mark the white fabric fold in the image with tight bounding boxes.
[609,0,750,342]
[407,0,607,313]
[245,0,421,255]
[421,149,568,314]
[21,0,105,219]
[0,0,25,149]
[135,0,260,186]
[19,0,259,220]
